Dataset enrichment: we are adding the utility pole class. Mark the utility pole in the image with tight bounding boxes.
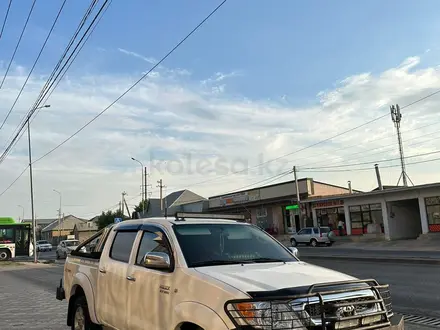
[121,192,126,217]
[157,179,166,215]
[293,166,301,230]
[144,167,147,213]
[123,193,130,216]
[390,104,413,186]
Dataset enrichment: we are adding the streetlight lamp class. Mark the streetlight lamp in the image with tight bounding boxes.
[28,104,50,263]
[17,205,24,222]
[131,157,145,214]
[53,189,62,244]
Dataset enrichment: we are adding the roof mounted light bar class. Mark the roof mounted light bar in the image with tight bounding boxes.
[174,212,246,222]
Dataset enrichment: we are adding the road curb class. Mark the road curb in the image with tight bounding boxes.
[301,254,440,265]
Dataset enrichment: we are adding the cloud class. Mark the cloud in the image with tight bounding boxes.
[0,55,440,220]
[117,48,157,64]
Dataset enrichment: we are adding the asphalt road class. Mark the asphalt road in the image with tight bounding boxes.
[1,251,439,329]
[297,246,440,260]
[302,256,440,321]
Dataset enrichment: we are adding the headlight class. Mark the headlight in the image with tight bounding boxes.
[225,301,307,329]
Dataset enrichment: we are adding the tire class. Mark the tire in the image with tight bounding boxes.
[290,238,297,247]
[310,239,318,247]
[0,249,11,261]
[71,296,101,330]
[56,251,60,259]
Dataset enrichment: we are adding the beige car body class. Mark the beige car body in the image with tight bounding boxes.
[59,217,402,330]
[62,220,248,330]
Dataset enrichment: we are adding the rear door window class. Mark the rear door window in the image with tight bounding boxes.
[110,231,138,263]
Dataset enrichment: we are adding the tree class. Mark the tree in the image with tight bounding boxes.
[96,209,129,230]
[134,199,148,213]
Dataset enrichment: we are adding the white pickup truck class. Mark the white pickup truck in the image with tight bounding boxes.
[56,213,404,330]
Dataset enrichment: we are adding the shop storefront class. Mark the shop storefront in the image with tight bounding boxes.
[312,200,346,234]
[348,203,384,235]
[425,196,440,232]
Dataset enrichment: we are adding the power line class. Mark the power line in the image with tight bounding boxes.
[31,0,227,165]
[0,0,67,132]
[0,0,12,40]
[0,0,106,165]
[0,165,28,197]
[0,0,36,89]
[300,149,440,170]
[0,0,227,199]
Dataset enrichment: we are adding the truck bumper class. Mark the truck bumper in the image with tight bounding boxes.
[56,278,65,301]
[388,314,405,330]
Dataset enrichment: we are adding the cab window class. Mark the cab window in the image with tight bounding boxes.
[110,231,137,263]
[135,230,172,268]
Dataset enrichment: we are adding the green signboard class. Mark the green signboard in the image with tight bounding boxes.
[285,204,299,210]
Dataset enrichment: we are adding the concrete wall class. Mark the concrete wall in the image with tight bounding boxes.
[387,200,422,239]
[311,182,351,197]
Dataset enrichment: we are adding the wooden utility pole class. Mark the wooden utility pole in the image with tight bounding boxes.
[157,179,166,215]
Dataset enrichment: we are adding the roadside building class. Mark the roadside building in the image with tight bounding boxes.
[73,221,99,242]
[40,215,87,244]
[305,182,440,240]
[208,178,356,236]
[140,189,208,218]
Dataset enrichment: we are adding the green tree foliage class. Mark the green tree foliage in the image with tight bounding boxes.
[96,209,129,230]
[134,199,148,213]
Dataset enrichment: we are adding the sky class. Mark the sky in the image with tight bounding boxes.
[1,0,440,220]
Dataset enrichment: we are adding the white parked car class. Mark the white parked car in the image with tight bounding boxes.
[56,213,402,330]
[36,240,52,252]
[56,239,80,259]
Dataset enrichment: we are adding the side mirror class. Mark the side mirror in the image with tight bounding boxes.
[143,252,171,269]
[288,247,299,258]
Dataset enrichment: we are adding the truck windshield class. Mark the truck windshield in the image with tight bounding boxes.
[173,223,297,267]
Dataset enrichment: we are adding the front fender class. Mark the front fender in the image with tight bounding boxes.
[69,272,99,324]
[173,302,230,330]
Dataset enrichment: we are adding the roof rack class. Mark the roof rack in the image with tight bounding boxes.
[174,212,246,222]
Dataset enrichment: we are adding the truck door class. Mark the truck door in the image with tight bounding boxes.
[97,229,138,329]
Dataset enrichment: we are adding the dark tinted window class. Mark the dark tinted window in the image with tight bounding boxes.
[110,231,137,263]
[313,228,319,234]
[303,228,312,235]
[136,231,171,265]
[173,223,296,268]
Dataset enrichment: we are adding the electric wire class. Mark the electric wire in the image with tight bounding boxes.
[0,0,105,165]
[0,0,68,132]
[0,0,36,89]
[0,0,12,40]
[31,0,228,165]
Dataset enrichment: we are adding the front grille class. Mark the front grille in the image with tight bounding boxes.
[225,279,393,330]
[305,297,377,318]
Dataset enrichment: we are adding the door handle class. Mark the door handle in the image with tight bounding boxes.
[99,268,106,274]
[126,276,136,282]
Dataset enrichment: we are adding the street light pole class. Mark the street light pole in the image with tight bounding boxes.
[17,205,24,222]
[53,189,62,243]
[131,157,145,214]
[28,104,51,263]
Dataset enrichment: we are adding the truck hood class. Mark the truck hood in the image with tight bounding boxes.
[195,261,356,293]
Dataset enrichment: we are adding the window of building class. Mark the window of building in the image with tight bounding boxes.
[110,231,137,263]
[349,204,383,234]
[425,197,440,231]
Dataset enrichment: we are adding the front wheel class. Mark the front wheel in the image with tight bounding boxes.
[290,238,297,247]
[71,296,101,330]
[310,239,318,247]
[56,251,60,259]
[0,249,11,261]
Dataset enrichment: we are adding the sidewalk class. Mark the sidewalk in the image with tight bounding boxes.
[294,239,440,264]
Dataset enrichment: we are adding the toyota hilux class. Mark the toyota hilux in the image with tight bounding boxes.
[56,212,404,330]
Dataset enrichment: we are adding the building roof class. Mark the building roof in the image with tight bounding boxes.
[22,218,57,226]
[303,182,440,203]
[168,190,206,208]
[41,214,87,232]
[74,221,98,232]
[141,189,206,218]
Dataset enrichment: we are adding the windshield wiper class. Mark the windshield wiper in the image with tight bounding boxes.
[191,260,254,267]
